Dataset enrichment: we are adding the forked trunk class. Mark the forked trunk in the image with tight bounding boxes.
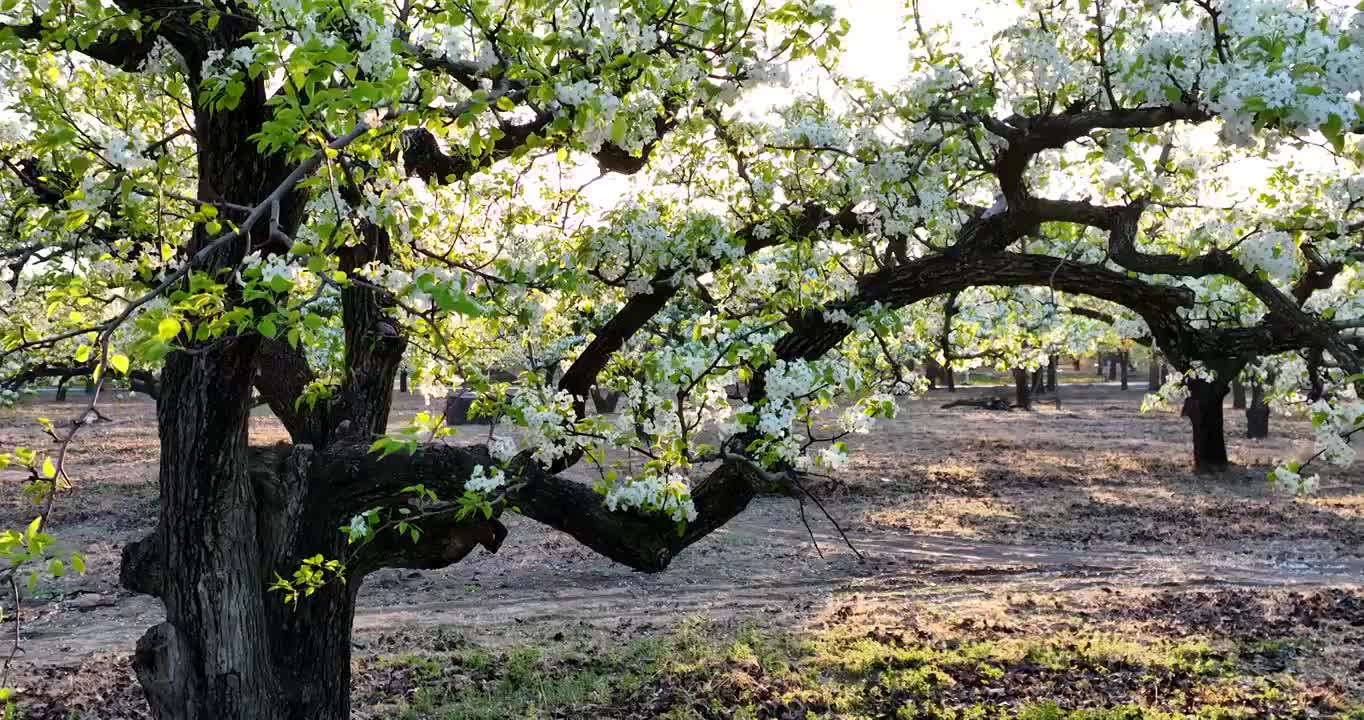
[128,348,387,720]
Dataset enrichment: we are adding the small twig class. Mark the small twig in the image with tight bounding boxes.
[789,473,864,562]
[795,492,824,560]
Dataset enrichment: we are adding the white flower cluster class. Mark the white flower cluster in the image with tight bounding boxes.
[202,45,256,85]
[1113,314,1150,340]
[240,251,301,288]
[1139,362,1216,412]
[1309,396,1362,467]
[467,464,507,495]
[580,203,743,295]
[1270,463,1320,495]
[355,15,396,76]
[509,387,580,464]
[1237,231,1299,282]
[0,108,35,148]
[604,472,698,523]
[488,435,519,462]
[240,252,304,287]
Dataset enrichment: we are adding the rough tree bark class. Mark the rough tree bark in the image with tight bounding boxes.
[1119,351,1129,390]
[1046,355,1058,392]
[1182,378,1232,473]
[1012,367,1032,409]
[1246,379,1270,439]
[1231,379,1247,409]
[924,356,940,389]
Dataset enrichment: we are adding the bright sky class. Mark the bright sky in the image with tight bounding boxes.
[835,0,1002,84]
[838,0,911,84]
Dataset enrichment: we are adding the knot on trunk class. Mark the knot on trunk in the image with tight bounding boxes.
[133,622,203,719]
[120,531,162,598]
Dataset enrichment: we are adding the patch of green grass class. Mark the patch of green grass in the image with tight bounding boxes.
[369,620,1350,720]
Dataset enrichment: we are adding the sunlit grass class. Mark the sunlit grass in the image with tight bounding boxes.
[366,617,1359,720]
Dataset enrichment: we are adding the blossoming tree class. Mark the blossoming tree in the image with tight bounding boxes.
[1,0,1363,718]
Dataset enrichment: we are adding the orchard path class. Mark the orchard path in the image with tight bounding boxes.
[15,503,1364,664]
[3,382,1361,666]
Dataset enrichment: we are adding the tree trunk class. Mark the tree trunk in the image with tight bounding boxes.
[924,356,939,389]
[121,63,369,718]
[1182,378,1230,473]
[84,376,95,394]
[1046,355,1057,392]
[399,369,408,393]
[590,387,621,414]
[1107,354,1118,381]
[1012,367,1031,410]
[54,379,68,402]
[1031,367,1045,395]
[1096,356,1105,377]
[125,348,431,720]
[1119,351,1129,390]
[945,365,955,392]
[1072,356,1080,371]
[1246,380,1270,439]
[130,341,291,719]
[1231,379,1246,409]
[1307,348,1326,402]
[1148,350,1160,389]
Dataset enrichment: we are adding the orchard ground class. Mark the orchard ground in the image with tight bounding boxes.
[1,383,1361,719]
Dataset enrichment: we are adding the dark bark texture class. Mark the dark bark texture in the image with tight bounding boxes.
[1182,378,1231,473]
[1247,380,1271,439]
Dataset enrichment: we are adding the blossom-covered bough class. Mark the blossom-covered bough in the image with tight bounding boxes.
[0,0,847,717]
[0,0,1363,717]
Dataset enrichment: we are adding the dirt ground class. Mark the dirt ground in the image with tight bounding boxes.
[0,383,1360,718]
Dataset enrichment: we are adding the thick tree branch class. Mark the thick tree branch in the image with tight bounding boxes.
[2,19,160,71]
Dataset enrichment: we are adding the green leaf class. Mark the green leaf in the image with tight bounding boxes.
[258,317,278,338]
[157,317,181,340]
[109,354,130,375]
[41,457,55,479]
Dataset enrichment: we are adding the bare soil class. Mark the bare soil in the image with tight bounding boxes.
[1,383,1360,717]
